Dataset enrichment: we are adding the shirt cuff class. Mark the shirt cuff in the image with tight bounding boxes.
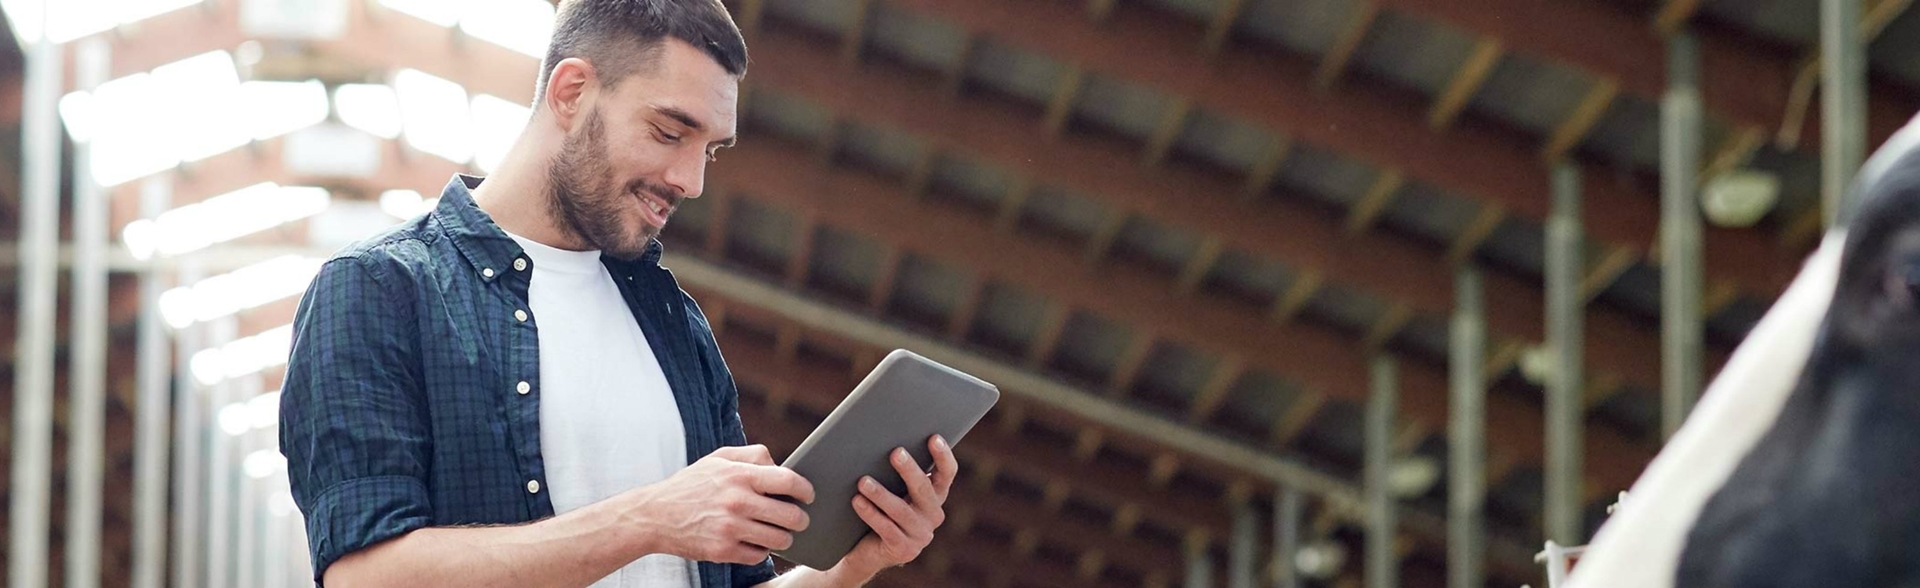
[302,475,433,585]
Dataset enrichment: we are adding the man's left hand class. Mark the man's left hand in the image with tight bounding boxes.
[837,434,957,575]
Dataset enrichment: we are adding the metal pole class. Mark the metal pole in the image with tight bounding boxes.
[1229,500,1257,588]
[65,37,111,588]
[208,317,238,588]
[1546,163,1585,545]
[1365,356,1397,588]
[10,19,64,588]
[173,264,208,588]
[1272,489,1300,588]
[1823,0,1868,228]
[1662,32,1705,440]
[132,178,174,588]
[1448,265,1485,588]
[237,378,263,588]
[1186,535,1215,588]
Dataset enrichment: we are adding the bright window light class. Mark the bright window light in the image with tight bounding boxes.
[379,189,442,219]
[238,80,330,141]
[87,72,175,187]
[248,391,281,430]
[87,51,248,186]
[191,324,293,386]
[459,0,553,59]
[469,93,529,174]
[244,449,287,478]
[377,0,457,27]
[395,69,473,164]
[218,402,252,436]
[1,0,42,45]
[158,255,325,328]
[334,84,403,140]
[59,91,93,143]
[122,183,331,260]
[152,50,246,163]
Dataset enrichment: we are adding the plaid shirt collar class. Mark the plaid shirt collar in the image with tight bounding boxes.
[431,174,665,282]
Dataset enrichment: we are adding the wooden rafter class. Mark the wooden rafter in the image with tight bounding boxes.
[1541,78,1620,163]
[1344,169,1404,233]
[1143,98,1192,166]
[784,215,820,289]
[1082,211,1129,265]
[1268,392,1328,448]
[1429,38,1503,130]
[1174,237,1225,295]
[1447,204,1507,263]
[1579,245,1640,304]
[1241,135,1294,201]
[1269,271,1324,324]
[1186,355,1248,423]
[1025,302,1074,367]
[841,0,874,64]
[1202,0,1248,54]
[1363,304,1414,350]
[1315,1,1382,90]
[994,178,1035,234]
[1106,332,1157,397]
[943,34,976,96]
[1653,0,1705,35]
[1043,66,1087,137]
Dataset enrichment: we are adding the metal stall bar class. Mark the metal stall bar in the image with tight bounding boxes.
[1545,163,1585,545]
[1230,500,1258,588]
[1366,356,1398,588]
[65,37,111,588]
[173,260,208,588]
[10,21,64,588]
[133,179,174,588]
[1823,0,1868,228]
[1661,32,1705,440]
[1448,265,1486,588]
[1273,488,1301,588]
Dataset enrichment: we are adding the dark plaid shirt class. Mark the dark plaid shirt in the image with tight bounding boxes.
[280,175,776,587]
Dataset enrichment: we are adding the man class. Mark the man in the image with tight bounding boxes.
[278,1,956,587]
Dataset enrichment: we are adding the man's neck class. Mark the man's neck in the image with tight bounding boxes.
[471,132,591,252]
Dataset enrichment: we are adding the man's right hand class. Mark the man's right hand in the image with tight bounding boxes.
[621,444,816,565]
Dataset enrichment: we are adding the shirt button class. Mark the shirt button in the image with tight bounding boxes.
[514,258,528,271]
[516,381,531,395]
[514,309,528,322]
[481,268,495,279]
[526,479,541,494]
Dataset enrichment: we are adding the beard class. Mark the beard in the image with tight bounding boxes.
[544,107,678,260]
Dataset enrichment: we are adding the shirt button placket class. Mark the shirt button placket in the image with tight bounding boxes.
[526,479,540,494]
[514,309,528,322]
[516,381,530,395]
[514,258,528,272]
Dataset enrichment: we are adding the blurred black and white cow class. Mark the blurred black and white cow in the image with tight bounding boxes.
[1567,117,1920,588]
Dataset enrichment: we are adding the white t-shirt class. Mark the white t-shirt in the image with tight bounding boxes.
[509,232,698,588]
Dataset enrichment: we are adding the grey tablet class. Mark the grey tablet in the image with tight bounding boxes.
[774,349,999,570]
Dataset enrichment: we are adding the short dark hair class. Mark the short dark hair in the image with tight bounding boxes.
[533,0,749,107]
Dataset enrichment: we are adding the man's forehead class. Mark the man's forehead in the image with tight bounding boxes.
[629,40,739,137]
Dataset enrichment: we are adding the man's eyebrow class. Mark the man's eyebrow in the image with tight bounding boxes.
[654,105,734,147]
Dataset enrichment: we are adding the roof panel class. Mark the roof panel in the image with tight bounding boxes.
[1050,310,1137,383]
[864,2,969,73]
[1208,248,1294,303]
[973,279,1050,351]
[808,226,884,296]
[1467,52,1599,138]
[838,122,928,178]
[1135,341,1221,405]
[1019,185,1115,243]
[1350,10,1478,96]
[928,153,1014,215]
[1075,73,1177,140]
[1237,0,1361,58]
[1276,143,1381,208]
[1172,109,1281,174]
[1112,216,1204,277]
[765,0,860,35]
[966,39,1070,106]
[891,253,970,321]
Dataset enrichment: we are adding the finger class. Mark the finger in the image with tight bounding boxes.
[859,475,927,533]
[852,494,909,546]
[890,447,937,507]
[928,435,958,502]
[710,444,775,466]
[732,519,797,552]
[741,494,811,532]
[721,544,773,566]
[748,465,816,504]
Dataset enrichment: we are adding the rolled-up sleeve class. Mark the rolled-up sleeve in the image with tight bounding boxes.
[280,255,431,583]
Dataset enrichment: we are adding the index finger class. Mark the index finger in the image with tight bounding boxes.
[749,464,817,505]
[710,444,776,466]
[929,435,958,502]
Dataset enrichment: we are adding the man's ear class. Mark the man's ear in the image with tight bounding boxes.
[544,57,596,132]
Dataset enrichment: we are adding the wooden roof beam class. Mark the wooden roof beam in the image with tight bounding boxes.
[1540,79,1620,163]
[1173,237,1225,296]
[1186,355,1247,423]
[1428,38,1503,130]
[1043,66,1086,137]
[1344,169,1404,233]
[1241,135,1294,201]
[1202,0,1248,54]
[840,0,874,64]
[1368,0,1916,152]
[1315,1,1382,90]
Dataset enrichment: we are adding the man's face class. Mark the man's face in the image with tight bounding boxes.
[546,39,739,259]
